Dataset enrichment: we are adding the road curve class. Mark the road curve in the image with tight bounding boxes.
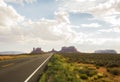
[0,53,53,82]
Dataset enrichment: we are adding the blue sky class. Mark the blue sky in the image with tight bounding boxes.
[7,0,58,20]
[0,0,120,53]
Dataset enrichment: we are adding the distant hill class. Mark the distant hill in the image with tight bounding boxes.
[0,51,24,55]
[59,46,79,53]
[95,50,117,54]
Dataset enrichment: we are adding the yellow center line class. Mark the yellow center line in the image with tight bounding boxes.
[1,63,14,68]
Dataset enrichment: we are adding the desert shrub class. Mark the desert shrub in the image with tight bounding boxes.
[97,73,104,78]
[107,68,120,75]
[80,74,88,80]
[88,70,97,77]
[52,75,66,82]
[101,78,111,82]
[93,75,98,80]
[39,73,47,82]
[78,68,97,77]
[96,66,100,69]
[79,68,89,74]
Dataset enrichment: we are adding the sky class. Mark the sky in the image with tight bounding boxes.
[0,0,120,53]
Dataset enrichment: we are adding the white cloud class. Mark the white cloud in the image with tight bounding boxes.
[89,0,120,27]
[0,1,24,27]
[99,27,120,33]
[0,0,24,43]
[103,14,120,26]
[1,0,120,52]
[22,18,76,42]
[80,23,101,28]
[55,10,70,24]
[57,0,120,27]
[57,0,120,50]
[0,1,77,45]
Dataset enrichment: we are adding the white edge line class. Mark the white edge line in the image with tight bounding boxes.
[24,54,53,82]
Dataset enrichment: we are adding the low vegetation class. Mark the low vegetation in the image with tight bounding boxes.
[39,54,120,82]
[107,68,120,75]
[0,55,29,61]
[60,53,120,67]
[61,53,120,81]
[39,54,82,82]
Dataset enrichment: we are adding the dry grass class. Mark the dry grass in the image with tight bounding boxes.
[0,55,29,61]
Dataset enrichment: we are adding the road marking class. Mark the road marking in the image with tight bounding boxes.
[24,54,53,82]
[1,63,14,68]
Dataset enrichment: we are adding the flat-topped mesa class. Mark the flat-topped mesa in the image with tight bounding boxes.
[95,49,117,54]
[31,47,44,54]
[59,46,79,53]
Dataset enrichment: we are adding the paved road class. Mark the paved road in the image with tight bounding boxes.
[0,53,53,82]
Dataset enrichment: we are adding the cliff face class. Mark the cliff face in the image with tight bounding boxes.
[31,48,44,54]
[95,50,117,54]
[59,46,79,53]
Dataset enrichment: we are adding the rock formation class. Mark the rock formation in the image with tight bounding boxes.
[48,48,58,53]
[95,50,117,54]
[31,47,44,54]
[59,46,79,53]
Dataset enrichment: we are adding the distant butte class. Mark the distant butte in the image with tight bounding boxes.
[31,47,44,54]
[59,46,79,53]
[30,46,79,54]
[95,49,117,54]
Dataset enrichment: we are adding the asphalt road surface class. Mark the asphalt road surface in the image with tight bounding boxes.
[0,53,53,82]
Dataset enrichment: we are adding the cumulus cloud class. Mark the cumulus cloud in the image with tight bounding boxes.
[0,0,24,43]
[21,12,76,42]
[0,1,24,27]
[0,0,77,45]
[90,0,120,27]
